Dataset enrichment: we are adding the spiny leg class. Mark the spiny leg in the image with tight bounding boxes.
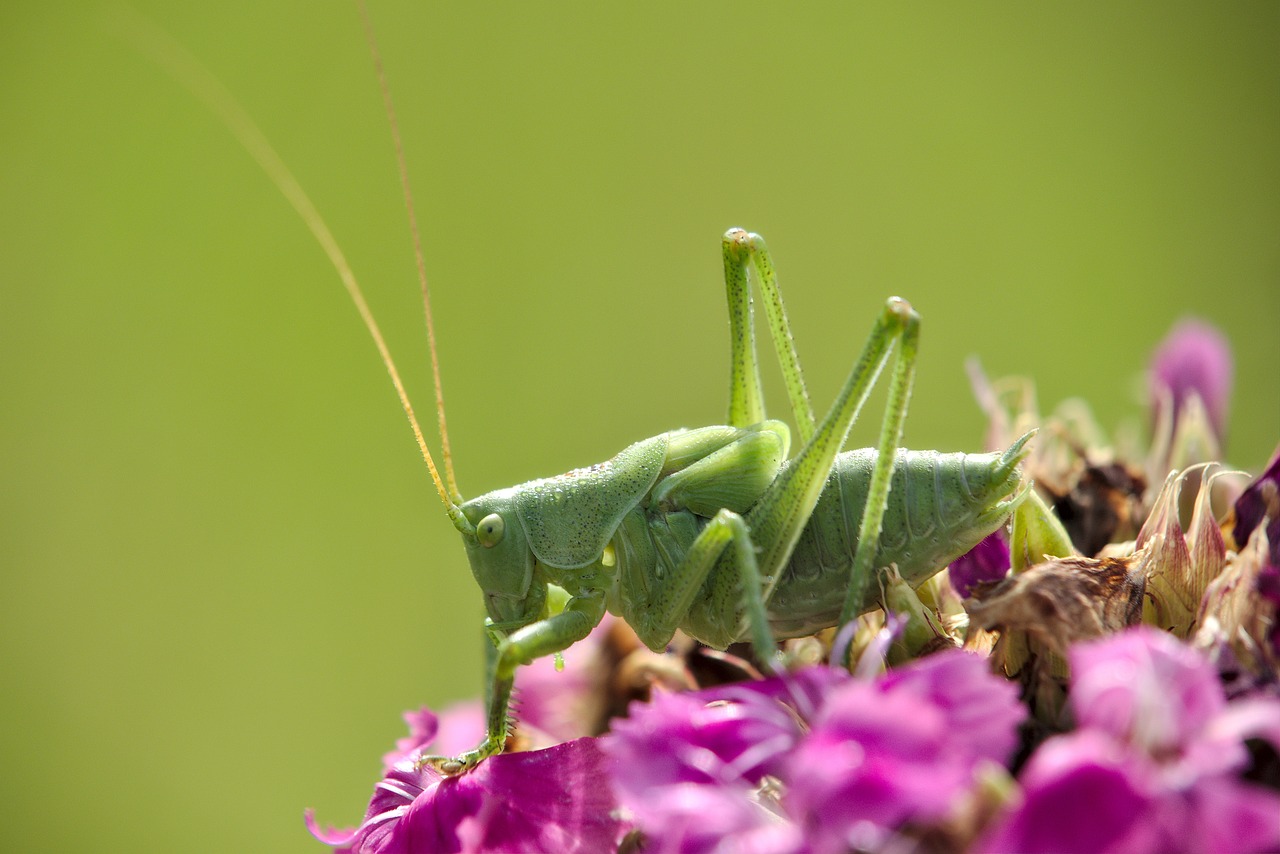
[722,229,816,441]
[838,306,919,628]
[419,593,605,775]
[725,299,920,644]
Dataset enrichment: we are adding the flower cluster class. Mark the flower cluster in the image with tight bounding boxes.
[604,650,1025,854]
[307,318,1279,853]
[978,628,1280,854]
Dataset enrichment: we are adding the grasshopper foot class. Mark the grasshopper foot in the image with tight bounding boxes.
[415,737,504,776]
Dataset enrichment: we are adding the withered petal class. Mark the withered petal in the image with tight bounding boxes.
[966,556,1146,657]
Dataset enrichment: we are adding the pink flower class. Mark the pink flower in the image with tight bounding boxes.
[981,627,1280,854]
[1149,318,1233,441]
[790,652,1025,854]
[604,653,1025,854]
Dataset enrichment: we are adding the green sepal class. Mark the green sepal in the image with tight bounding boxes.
[1009,488,1075,572]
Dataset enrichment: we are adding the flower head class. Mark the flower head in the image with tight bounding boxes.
[788,651,1025,853]
[1149,317,1232,443]
[981,627,1280,854]
[604,652,1025,854]
[1069,625,1225,756]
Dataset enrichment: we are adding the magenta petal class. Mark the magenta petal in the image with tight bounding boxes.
[381,708,439,770]
[948,529,1011,598]
[735,662,851,721]
[601,666,848,852]
[978,731,1160,854]
[395,740,622,853]
[304,811,359,850]
[605,684,804,796]
[310,762,422,854]
[1231,445,1280,568]
[782,652,1026,849]
[877,649,1026,765]
[310,739,623,854]
[1160,777,1280,854]
[1069,626,1224,756]
[788,679,968,831]
[622,782,802,854]
[786,650,1030,853]
[602,665,847,803]
[1188,696,1280,777]
[378,702,485,773]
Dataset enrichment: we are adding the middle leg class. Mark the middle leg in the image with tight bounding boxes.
[630,506,782,668]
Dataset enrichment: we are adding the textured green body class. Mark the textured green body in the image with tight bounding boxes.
[617,440,1025,648]
[462,424,1027,652]
[744,446,1022,639]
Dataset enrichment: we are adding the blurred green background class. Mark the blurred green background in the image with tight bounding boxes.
[2,1,1277,850]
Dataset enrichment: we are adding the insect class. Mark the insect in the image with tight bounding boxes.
[133,3,1030,776]
[429,230,1030,772]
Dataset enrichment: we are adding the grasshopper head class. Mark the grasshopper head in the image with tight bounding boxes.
[457,490,540,628]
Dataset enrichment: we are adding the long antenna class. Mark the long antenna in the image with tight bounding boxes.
[115,6,472,533]
[357,0,462,505]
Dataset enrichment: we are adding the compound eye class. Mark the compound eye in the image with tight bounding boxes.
[477,513,505,548]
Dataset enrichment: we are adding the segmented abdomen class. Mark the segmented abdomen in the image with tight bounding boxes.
[766,446,1023,638]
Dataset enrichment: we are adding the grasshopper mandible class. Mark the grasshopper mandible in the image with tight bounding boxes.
[136,3,1030,777]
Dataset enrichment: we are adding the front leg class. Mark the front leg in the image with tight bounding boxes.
[419,592,606,775]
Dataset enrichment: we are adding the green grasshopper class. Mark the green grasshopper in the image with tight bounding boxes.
[428,228,1030,772]
[132,3,1030,777]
